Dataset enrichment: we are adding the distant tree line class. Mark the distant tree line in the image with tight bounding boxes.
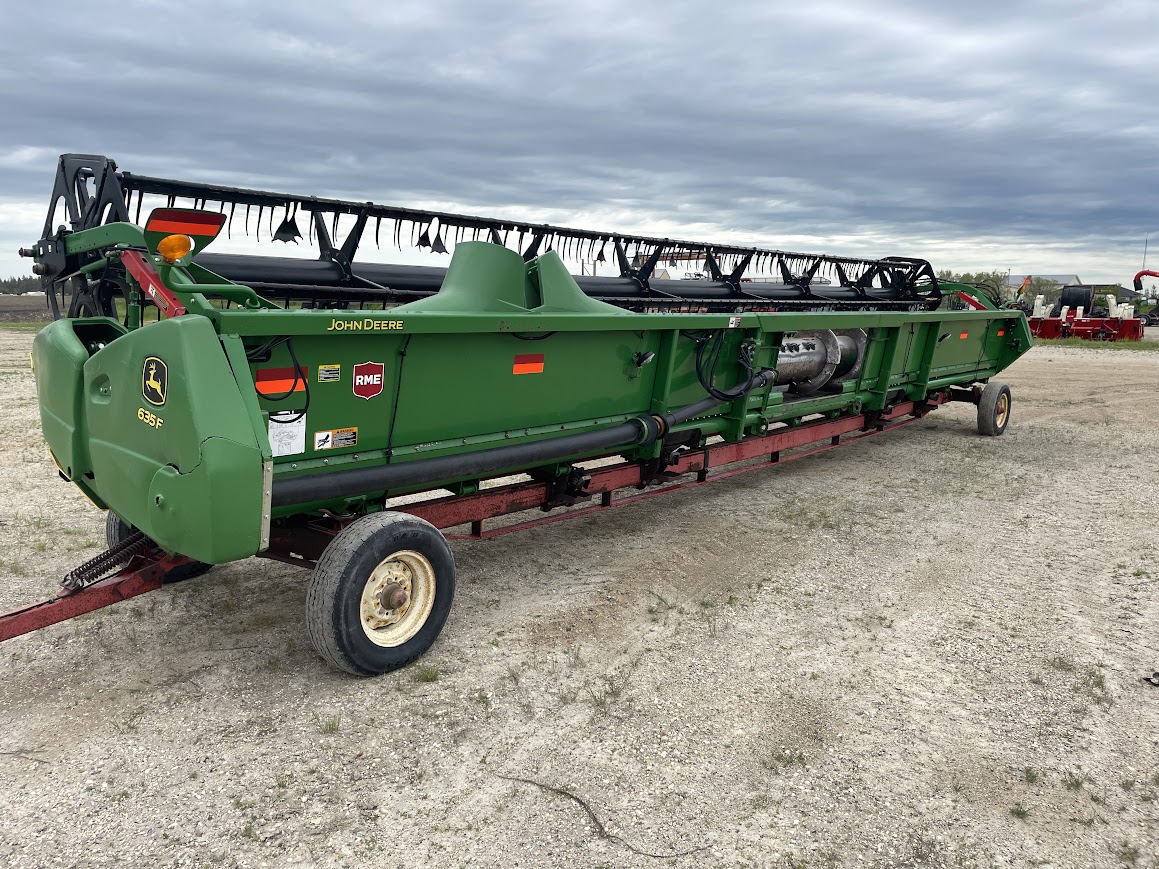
[1,276,40,294]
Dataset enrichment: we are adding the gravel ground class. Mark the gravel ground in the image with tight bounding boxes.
[0,327,1157,869]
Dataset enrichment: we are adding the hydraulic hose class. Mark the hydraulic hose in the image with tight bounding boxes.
[270,370,775,509]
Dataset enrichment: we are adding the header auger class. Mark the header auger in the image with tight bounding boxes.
[3,154,1029,675]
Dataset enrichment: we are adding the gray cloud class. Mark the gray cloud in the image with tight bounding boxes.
[3,0,1158,282]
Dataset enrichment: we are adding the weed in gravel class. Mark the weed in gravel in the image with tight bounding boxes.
[1120,778,1136,791]
[1023,767,1039,784]
[762,747,807,773]
[1114,841,1140,865]
[566,644,583,669]
[1062,769,1088,791]
[314,713,341,733]
[241,822,257,840]
[414,666,440,683]
[1083,666,1113,707]
[505,664,521,686]
[1047,656,1075,672]
[1009,802,1030,819]
[6,560,26,576]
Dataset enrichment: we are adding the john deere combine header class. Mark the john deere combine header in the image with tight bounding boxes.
[1,154,1031,674]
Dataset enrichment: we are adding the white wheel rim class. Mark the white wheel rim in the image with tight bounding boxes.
[358,550,436,647]
[995,393,1010,428]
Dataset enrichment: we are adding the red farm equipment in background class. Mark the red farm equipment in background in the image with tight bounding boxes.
[1026,284,1145,341]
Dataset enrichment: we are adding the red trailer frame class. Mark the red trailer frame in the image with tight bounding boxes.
[0,396,946,642]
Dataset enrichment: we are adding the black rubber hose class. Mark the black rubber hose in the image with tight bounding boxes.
[270,371,775,509]
[272,415,658,508]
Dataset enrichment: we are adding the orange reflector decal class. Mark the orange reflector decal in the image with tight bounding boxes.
[959,331,969,339]
[513,353,545,375]
[256,366,308,395]
[145,209,226,238]
[997,329,1005,336]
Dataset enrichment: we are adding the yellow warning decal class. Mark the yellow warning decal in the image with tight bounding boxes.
[313,427,358,451]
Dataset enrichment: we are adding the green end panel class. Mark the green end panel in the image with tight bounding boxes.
[146,437,264,563]
[33,319,94,480]
[76,316,264,562]
[394,243,629,315]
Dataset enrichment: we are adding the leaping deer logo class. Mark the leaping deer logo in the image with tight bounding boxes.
[142,357,167,406]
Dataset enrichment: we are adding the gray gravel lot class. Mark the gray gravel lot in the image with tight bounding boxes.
[0,328,1157,868]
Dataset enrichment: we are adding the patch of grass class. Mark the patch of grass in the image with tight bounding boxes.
[414,666,440,683]
[762,747,807,773]
[1114,841,1141,865]
[1047,656,1076,672]
[1034,337,1159,352]
[1009,802,1029,819]
[1062,769,1088,791]
[1120,778,1136,791]
[314,713,341,734]
[1023,767,1039,784]
[0,322,47,333]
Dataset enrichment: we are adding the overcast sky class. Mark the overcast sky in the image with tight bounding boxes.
[3,0,1158,285]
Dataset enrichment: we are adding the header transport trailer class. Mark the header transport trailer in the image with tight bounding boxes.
[0,154,1031,675]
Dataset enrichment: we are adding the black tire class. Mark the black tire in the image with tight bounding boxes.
[105,512,213,582]
[306,512,456,676]
[977,381,1012,436]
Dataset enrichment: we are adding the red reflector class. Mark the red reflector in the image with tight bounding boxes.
[256,366,308,395]
[997,329,1005,336]
[959,332,969,339]
[145,208,226,237]
[513,353,545,375]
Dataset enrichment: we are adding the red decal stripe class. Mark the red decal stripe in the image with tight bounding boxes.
[513,353,545,375]
[147,219,222,236]
[147,209,225,228]
[256,367,308,394]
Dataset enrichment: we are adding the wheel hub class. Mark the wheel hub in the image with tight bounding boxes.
[358,550,436,648]
[379,582,409,611]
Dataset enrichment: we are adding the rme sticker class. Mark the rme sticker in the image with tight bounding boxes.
[317,364,341,383]
[353,361,385,399]
[314,427,358,451]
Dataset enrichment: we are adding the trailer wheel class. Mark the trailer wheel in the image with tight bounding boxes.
[105,513,212,582]
[306,512,455,676]
[977,381,1012,436]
